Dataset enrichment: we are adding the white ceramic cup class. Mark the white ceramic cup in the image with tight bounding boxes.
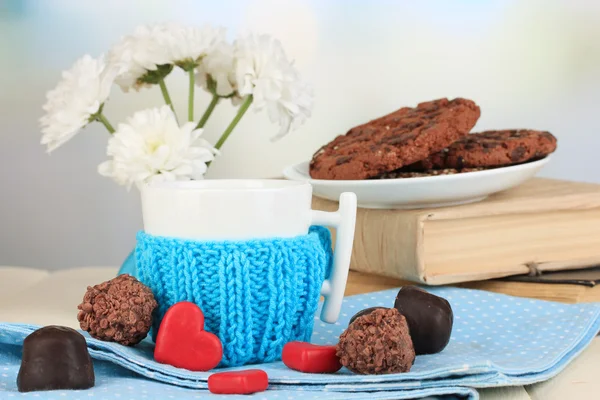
[140,179,357,323]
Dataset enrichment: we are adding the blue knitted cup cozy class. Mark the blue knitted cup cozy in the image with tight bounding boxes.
[135,226,332,367]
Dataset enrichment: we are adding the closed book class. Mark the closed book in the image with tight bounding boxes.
[456,266,600,303]
[313,178,600,285]
[345,270,600,304]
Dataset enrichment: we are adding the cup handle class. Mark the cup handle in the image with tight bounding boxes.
[310,192,357,323]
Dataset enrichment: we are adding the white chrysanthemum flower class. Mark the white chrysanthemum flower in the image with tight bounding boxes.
[108,23,225,91]
[40,54,115,152]
[108,24,172,92]
[161,23,225,69]
[234,34,313,140]
[98,106,217,188]
[195,41,237,97]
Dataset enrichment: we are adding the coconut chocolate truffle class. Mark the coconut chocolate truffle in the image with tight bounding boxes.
[336,308,415,374]
[77,274,157,346]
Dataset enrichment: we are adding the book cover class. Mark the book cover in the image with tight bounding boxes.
[314,178,600,285]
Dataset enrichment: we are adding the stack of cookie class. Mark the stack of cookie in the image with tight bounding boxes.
[309,98,557,180]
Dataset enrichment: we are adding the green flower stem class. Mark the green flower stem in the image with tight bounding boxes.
[158,77,178,123]
[96,113,115,134]
[214,95,253,150]
[188,69,195,122]
[196,94,220,129]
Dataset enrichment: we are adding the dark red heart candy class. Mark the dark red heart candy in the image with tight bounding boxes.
[208,369,268,394]
[282,342,342,373]
[154,302,222,371]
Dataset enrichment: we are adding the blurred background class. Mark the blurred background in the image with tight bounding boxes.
[1,0,599,269]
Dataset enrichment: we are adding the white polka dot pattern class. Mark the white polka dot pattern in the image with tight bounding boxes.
[0,287,598,399]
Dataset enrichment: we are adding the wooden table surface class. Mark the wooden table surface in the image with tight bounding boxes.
[345,270,411,296]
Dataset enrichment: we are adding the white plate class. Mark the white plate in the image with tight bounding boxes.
[282,156,551,209]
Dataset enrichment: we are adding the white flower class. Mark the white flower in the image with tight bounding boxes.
[40,54,115,152]
[233,34,313,140]
[108,23,225,91]
[98,106,217,188]
[108,24,172,92]
[195,41,237,97]
[160,23,225,68]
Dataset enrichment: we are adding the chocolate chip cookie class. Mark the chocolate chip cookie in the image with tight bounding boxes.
[374,167,484,179]
[408,130,557,170]
[309,98,481,180]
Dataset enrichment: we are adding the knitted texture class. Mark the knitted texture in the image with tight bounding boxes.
[135,226,332,367]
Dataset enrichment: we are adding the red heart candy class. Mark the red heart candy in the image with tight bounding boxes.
[282,342,342,373]
[154,302,222,371]
[208,369,269,395]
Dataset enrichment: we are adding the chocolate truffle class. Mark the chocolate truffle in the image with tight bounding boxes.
[17,326,95,392]
[77,274,157,346]
[348,307,388,325]
[394,286,453,355]
[336,308,415,374]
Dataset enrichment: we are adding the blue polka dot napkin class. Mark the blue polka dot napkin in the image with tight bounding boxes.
[1,287,599,400]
